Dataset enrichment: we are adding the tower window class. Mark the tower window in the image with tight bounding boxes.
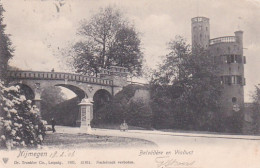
[221,75,242,85]
[206,27,208,31]
[231,55,235,63]
[237,76,242,84]
[226,55,242,64]
[232,97,237,103]
[231,76,236,84]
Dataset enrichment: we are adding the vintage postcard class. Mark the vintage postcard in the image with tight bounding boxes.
[0,0,260,168]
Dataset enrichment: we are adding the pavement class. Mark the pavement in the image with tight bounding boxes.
[51,125,260,147]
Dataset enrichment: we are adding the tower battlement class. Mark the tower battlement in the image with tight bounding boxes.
[191,16,209,23]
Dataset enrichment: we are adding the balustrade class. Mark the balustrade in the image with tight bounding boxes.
[209,36,237,45]
[7,71,113,86]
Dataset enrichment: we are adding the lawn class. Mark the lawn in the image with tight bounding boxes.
[42,133,156,148]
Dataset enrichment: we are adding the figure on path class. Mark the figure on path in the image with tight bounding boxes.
[120,120,128,131]
[51,118,56,133]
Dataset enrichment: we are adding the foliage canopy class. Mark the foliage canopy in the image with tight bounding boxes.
[66,6,143,77]
[150,36,223,131]
[0,2,14,80]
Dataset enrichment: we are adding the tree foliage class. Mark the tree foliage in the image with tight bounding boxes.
[0,82,46,149]
[40,86,66,123]
[250,86,260,134]
[50,97,79,127]
[67,6,143,76]
[0,2,13,80]
[150,36,223,131]
[91,85,152,129]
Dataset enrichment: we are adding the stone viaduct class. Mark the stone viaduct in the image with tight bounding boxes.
[6,66,129,116]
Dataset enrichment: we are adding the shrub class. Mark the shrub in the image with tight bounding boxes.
[126,99,152,129]
[0,81,46,149]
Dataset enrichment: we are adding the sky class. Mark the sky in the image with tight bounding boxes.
[2,0,260,102]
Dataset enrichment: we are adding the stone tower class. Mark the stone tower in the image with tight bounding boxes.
[209,31,245,116]
[191,16,246,117]
[191,17,210,49]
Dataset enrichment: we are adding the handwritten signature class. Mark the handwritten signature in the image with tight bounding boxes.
[155,156,195,168]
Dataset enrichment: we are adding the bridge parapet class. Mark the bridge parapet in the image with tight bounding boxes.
[7,70,113,86]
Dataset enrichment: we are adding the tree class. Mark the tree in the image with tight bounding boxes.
[0,82,46,149]
[0,2,13,80]
[91,84,153,129]
[108,26,142,76]
[150,36,223,131]
[66,6,143,76]
[40,86,66,122]
[250,86,260,134]
[126,99,152,129]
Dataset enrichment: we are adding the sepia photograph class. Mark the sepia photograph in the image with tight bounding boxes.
[0,0,260,167]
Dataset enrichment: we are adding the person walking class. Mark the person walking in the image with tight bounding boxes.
[51,118,56,133]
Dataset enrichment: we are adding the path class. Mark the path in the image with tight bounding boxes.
[53,125,260,148]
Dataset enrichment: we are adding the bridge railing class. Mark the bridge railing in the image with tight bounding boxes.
[209,36,237,45]
[7,71,113,86]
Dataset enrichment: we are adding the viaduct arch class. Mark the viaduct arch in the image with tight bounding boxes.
[6,66,129,125]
